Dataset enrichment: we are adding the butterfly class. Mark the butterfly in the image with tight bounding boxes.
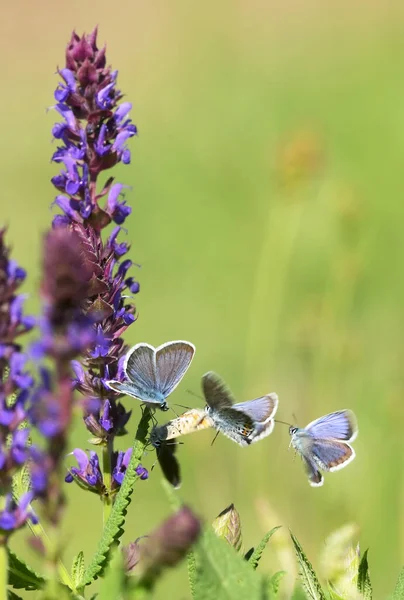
[289,410,358,487]
[201,371,278,446]
[150,408,213,445]
[151,438,181,489]
[105,341,195,411]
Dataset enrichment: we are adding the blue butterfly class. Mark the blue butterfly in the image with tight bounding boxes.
[105,340,195,411]
[289,410,358,487]
[202,371,278,446]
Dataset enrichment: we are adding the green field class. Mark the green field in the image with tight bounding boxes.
[3,2,404,597]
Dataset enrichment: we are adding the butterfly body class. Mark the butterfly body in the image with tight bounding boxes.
[106,340,195,411]
[289,410,358,487]
[150,408,213,445]
[202,371,278,446]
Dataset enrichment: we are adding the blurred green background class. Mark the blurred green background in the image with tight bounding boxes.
[3,0,404,597]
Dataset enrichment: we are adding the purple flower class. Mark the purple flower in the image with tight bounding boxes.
[54,68,77,102]
[10,429,30,465]
[135,465,149,481]
[112,448,133,485]
[0,492,38,532]
[96,82,115,110]
[65,449,103,490]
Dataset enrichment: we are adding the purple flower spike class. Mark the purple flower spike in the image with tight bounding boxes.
[0,229,36,526]
[47,30,142,509]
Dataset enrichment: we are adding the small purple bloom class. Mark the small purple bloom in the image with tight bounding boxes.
[55,103,77,132]
[7,260,26,281]
[135,464,149,480]
[112,129,136,153]
[95,124,109,156]
[99,399,113,432]
[66,449,103,488]
[10,429,30,465]
[54,68,77,102]
[96,82,115,109]
[114,102,132,124]
[0,492,38,532]
[112,448,133,485]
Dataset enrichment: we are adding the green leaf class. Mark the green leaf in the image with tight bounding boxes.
[7,590,24,600]
[247,527,281,570]
[392,567,404,599]
[80,409,152,587]
[7,549,45,591]
[193,526,264,600]
[99,548,125,600]
[71,551,85,591]
[187,551,197,598]
[290,532,326,600]
[270,571,286,596]
[357,549,372,599]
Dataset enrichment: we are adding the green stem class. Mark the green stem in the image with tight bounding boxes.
[102,437,114,525]
[0,543,7,600]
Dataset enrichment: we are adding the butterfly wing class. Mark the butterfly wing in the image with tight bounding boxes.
[306,410,358,442]
[105,380,155,401]
[250,419,275,443]
[233,393,278,424]
[202,371,236,410]
[111,342,162,404]
[302,455,324,487]
[155,441,181,489]
[311,439,355,472]
[212,407,255,446]
[155,341,195,397]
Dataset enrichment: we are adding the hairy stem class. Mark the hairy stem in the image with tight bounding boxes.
[0,543,7,600]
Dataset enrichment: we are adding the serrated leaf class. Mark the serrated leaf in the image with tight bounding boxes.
[247,527,281,570]
[71,551,85,590]
[392,567,404,599]
[7,549,45,591]
[244,548,254,561]
[290,532,326,600]
[8,590,24,600]
[79,409,152,587]
[270,570,286,596]
[99,548,125,600]
[193,526,263,600]
[357,549,372,599]
[187,551,197,598]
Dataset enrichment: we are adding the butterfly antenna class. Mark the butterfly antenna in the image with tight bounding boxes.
[173,403,192,411]
[169,406,180,419]
[210,430,220,447]
[274,419,293,427]
[185,389,205,402]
